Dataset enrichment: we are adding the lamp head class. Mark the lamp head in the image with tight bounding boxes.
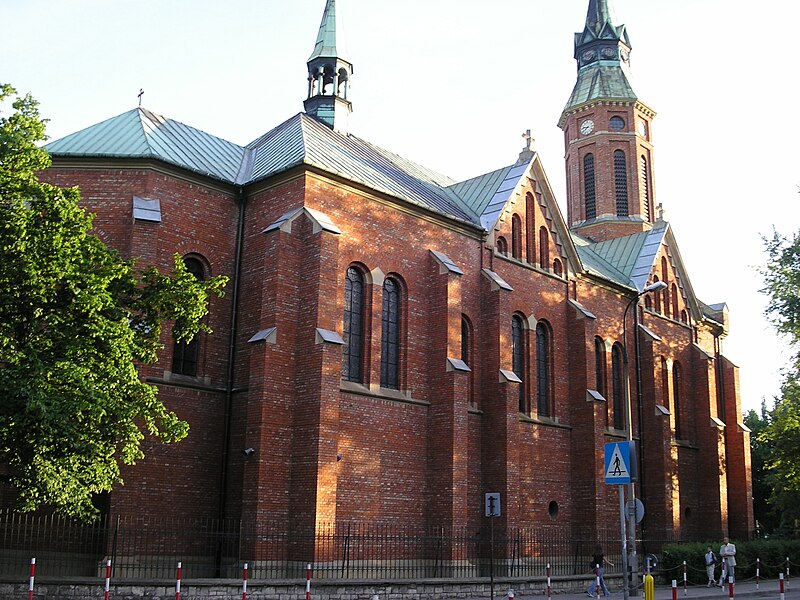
[642,281,668,294]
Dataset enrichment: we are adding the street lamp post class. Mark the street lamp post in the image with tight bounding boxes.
[621,280,667,598]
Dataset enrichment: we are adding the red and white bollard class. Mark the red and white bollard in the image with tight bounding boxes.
[594,564,601,598]
[756,558,760,590]
[306,563,311,600]
[671,579,677,600]
[103,559,111,600]
[546,563,552,600]
[175,561,182,600]
[28,558,36,600]
[727,575,734,599]
[780,573,785,600]
[683,560,688,596]
[242,562,248,600]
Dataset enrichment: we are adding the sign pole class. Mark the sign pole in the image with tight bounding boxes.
[619,485,630,600]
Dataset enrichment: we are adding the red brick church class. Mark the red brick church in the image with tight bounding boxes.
[40,0,752,564]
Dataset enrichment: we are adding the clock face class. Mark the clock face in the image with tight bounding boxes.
[638,120,648,136]
[581,50,596,63]
[580,119,595,135]
[601,47,616,59]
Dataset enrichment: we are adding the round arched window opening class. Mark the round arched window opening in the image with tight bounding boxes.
[610,116,625,130]
[548,501,559,520]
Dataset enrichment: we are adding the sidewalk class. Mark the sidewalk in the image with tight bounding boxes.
[470,579,796,600]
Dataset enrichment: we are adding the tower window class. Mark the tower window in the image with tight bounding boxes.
[462,315,475,405]
[640,155,651,220]
[595,337,607,400]
[583,153,596,219]
[609,116,625,130]
[342,266,365,383]
[380,277,402,390]
[614,150,629,216]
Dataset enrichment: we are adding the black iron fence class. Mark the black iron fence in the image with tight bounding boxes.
[0,510,688,581]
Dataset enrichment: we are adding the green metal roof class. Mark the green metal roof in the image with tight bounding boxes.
[44,108,246,183]
[308,0,349,63]
[563,65,637,111]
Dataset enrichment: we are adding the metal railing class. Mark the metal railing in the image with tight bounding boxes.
[0,510,691,581]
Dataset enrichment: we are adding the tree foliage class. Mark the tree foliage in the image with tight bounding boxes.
[758,228,800,535]
[0,84,227,521]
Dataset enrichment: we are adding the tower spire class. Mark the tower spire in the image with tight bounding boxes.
[304,0,353,134]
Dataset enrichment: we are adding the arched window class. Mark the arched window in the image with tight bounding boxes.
[536,322,552,417]
[461,315,475,405]
[595,337,607,399]
[673,361,684,439]
[539,226,550,270]
[661,357,670,413]
[511,214,523,260]
[681,309,688,324]
[653,276,662,313]
[553,258,563,277]
[171,257,205,377]
[583,153,596,219]
[512,315,526,413]
[342,267,365,382]
[380,277,402,390]
[644,295,652,311]
[661,257,670,318]
[496,236,508,255]
[640,155,651,221]
[670,283,679,320]
[611,343,625,430]
[614,150,628,216]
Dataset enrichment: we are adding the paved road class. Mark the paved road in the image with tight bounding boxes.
[469,579,796,600]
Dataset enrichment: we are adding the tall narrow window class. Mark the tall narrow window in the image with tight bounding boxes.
[595,337,607,399]
[653,277,662,313]
[342,267,365,382]
[611,343,625,430]
[661,257,670,318]
[380,277,401,390]
[171,257,205,376]
[673,362,684,439]
[583,153,596,219]
[614,150,629,216]
[661,357,670,415]
[462,315,474,405]
[640,155,651,220]
[671,283,679,321]
[539,226,550,270]
[511,214,523,260]
[536,322,551,417]
[512,315,526,413]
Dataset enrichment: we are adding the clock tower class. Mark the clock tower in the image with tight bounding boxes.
[559,0,657,242]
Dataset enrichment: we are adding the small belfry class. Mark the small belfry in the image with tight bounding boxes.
[560,0,657,242]
[304,0,353,134]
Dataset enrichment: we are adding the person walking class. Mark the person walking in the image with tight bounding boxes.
[718,536,736,587]
[588,545,614,597]
[704,545,717,587]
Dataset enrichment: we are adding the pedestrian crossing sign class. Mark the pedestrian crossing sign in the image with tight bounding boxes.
[604,441,635,484]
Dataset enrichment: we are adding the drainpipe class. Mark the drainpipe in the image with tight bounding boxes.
[216,187,246,545]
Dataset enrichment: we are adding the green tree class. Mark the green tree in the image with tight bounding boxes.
[759,228,800,536]
[744,401,779,535]
[0,84,227,521]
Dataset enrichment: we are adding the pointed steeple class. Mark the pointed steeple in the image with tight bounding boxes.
[304,0,353,134]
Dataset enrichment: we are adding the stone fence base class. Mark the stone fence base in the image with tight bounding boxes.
[1,573,623,599]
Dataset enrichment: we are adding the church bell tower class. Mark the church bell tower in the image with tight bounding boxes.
[304,0,353,134]
[559,0,657,242]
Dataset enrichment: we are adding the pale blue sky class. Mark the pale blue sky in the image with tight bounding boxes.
[5,0,800,414]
